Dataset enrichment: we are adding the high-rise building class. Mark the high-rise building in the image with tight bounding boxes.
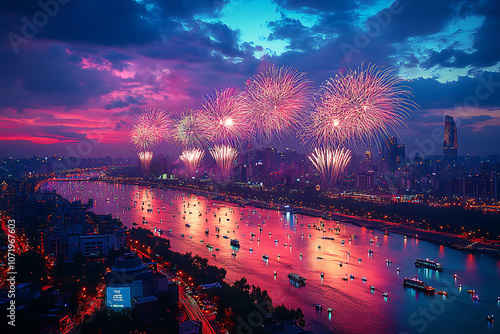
[382,136,398,171]
[444,115,458,163]
[396,145,406,166]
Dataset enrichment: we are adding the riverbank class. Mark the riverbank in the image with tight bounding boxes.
[98,177,500,257]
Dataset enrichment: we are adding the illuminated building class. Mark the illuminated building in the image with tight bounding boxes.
[443,115,458,164]
[105,252,175,310]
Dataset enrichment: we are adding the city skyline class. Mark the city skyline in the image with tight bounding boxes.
[1,0,500,159]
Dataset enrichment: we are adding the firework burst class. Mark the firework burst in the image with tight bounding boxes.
[129,107,171,171]
[243,65,313,140]
[303,64,416,148]
[179,148,205,177]
[200,88,252,146]
[309,147,351,188]
[209,145,239,182]
[173,111,209,149]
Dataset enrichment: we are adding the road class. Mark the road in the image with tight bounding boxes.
[132,247,218,334]
[59,287,104,334]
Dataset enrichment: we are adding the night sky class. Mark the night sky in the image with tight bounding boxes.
[1,0,500,159]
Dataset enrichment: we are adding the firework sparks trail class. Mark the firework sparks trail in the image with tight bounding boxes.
[200,88,252,146]
[209,145,239,182]
[179,148,205,177]
[129,108,172,172]
[173,111,209,149]
[308,147,351,188]
[303,64,417,148]
[244,65,313,140]
[137,151,153,171]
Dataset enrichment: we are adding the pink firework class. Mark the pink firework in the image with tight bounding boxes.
[137,151,153,171]
[308,147,351,188]
[179,148,205,177]
[200,88,252,146]
[173,111,209,149]
[130,107,171,151]
[303,64,416,148]
[243,65,313,140]
[209,145,239,182]
[129,107,172,171]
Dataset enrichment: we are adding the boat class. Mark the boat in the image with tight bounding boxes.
[403,276,436,294]
[288,273,306,286]
[230,239,240,247]
[415,258,444,271]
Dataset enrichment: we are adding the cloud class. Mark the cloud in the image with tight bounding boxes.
[41,125,87,141]
[104,95,145,110]
[408,71,500,110]
[0,44,122,110]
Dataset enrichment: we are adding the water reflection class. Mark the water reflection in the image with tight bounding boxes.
[52,181,500,334]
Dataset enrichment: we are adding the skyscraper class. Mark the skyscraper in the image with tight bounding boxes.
[444,115,458,163]
[382,136,398,172]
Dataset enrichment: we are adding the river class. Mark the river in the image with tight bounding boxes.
[47,180,500,334]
